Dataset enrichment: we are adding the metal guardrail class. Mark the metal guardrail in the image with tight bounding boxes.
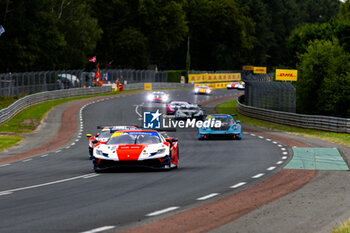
[0,87,112,125]
[0,83,193,125]
[237,95,350,133]
[124,82,193,90]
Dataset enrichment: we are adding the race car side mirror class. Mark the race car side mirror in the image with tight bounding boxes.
[92,140,98,144]
[86,134,92,138]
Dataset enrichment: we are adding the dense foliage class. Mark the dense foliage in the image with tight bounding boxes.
[287,0,350,117]
[0,0,342,72]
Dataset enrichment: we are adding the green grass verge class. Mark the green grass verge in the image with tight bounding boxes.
[0,135,22,152]
[216,100,350,147]
[0,95,26,109]
[333,220,350,233]
[0,90,139,133]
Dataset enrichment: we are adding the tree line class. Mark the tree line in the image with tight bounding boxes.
[0,0,349,117]
[0,0,342,72]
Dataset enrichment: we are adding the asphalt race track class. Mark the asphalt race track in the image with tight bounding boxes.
[0,89,290,233]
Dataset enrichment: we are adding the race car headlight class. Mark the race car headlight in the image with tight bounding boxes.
[147,94,154,100]
[206,89,211,93]
[231,124,238,130]
[96,150,103,155]
[157,148,166,154]
[163,95,169,101]
[194,88,199,93]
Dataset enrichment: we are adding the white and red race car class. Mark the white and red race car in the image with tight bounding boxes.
[86,126,138,158]
[92,130,179,172]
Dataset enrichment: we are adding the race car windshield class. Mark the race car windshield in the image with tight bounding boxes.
[107,132,161,145]
[135,134,161,144]
[98,131,113,138]
[213,118,233,124]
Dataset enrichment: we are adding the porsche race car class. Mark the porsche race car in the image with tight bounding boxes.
[198,114,242,140]
[92,130,179,172]
[86,125,138,158]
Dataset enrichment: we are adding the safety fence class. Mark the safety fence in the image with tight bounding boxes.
[244,80,296,113]
[0,83,192,125]
[0,69,168,97]
[237,95,350,133]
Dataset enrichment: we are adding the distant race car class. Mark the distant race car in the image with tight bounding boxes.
[237,82,245,90]
[226,82,240,89]
[91,130,179,172]
[147,91,169,102]
[167,100,191,115]
[86,126,138,158]
[198,114,242,140]
[194,86,212,95]
[174,104,205,120]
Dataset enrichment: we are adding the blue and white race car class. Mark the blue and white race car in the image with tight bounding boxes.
[198,114,242,140]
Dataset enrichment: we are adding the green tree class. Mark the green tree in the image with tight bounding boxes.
[338,0,350,21]
[114,28,149,68]
[0,0,66,72]
[296,40,350,117]
[186,0,254,70]
[51,0,102,69]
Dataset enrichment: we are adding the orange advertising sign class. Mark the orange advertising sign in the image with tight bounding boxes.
[243,66,254,71]
[275,69,298,81]
[144,83,152,90]
[253,67,267,74]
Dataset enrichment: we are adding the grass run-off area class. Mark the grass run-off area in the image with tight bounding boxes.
[216,100,350,147]
[332,220,350,233]
[0,90,140,151]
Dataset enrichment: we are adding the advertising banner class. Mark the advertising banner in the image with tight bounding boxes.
[144,83,152,90]
[243,66,254,71]
[275,69,298,81]
[253,67,267,74]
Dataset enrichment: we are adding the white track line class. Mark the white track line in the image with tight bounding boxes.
[146,207,179,216]
[197,193,219,201]
[250,134,256,136]
[22,159,32,162]
[278,144,283,147]
[276,161,283,164]
[0,164,11,167]
[282,156,288,160]
[81,226,115,233]
[55,150,61,153]
[82,174,99,179]
[267,166,276,171]
[258,136,264,139]
[252,173,265,178]
[283,152,288,155]
[281,148,286,151]
[230,182,247,189]
[0,173,97,195]
[40,154,48,158]
[272,141,278,144]
[266,139,271,141]
[0,191,12,196]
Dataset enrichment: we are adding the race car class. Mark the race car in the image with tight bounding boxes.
[91,130,179,172]
[174,104,205,120]
[226,82,240,89]
[194,86,212,95]
[167,100,191,115]
[86,125,138,158]
[147,91,169,102]
[237,82,245,90]
[198,114,242,140]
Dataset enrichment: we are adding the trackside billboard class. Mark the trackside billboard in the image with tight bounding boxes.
[275,69,298,81]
